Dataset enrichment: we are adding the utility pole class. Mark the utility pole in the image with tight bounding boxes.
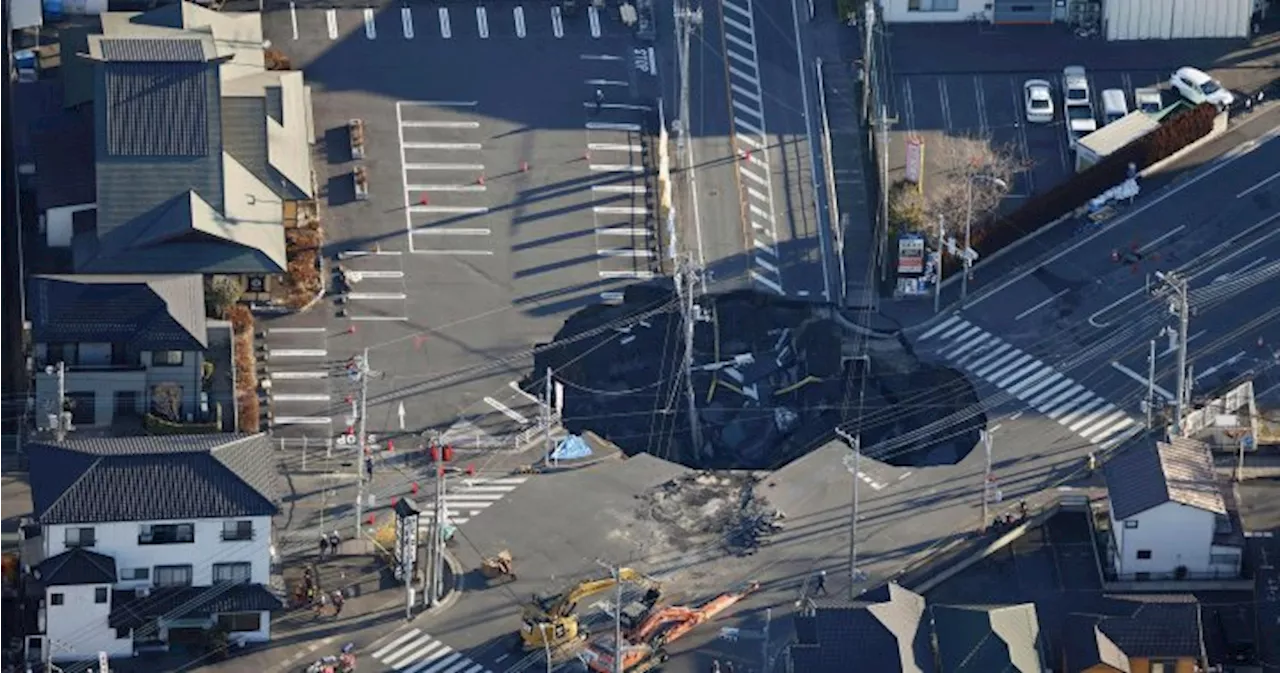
[433,464,447,606]
[835,427,865,595]
[1155,272,1191,436]
[933,216,946,314]
[1146,339,1156,429]
[425,449,440,608]
[54,361,67,441]
[878,105,896,283]
[353,349,374,537]
[543,367,554,466]
[760,607,772,671]
[861,1,874,124]
[676,255,703,452]
[980,429,993,532]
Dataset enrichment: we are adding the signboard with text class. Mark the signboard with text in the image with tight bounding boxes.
[898,235,925,274]
[904,137,924,186]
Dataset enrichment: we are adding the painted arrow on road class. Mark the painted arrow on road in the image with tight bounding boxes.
[397,402,406,430]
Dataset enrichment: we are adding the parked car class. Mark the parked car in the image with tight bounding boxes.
[1170,66,1234,109]
[1135,87,1164,114]
[1101,89,1129,125]
[1023,79,1054,124]
[1066,105,1098,148]
[1062,66,1091,107]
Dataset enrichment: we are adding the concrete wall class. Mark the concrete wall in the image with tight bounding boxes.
[1110,501,1216,576]
[45,584,132,662]
[45,517,273,587]
[43,204,95,248]
[1104,0,1252,39]
[216,610,271,642]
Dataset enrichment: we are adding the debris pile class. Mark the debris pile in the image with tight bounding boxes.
[636,472,784,556]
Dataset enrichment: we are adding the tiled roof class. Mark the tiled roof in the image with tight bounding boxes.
[1064,596,1205,667]
[27,434,279,525]
[1062,615,1131,673]
[791,584,934,673]
[28,274,207,351]
[109,583,282,630]
[103,59,211,157]
[932,603,1042,673]
[98,37,206,62]
[35,548,117,586]
[1104,436,1226,519]
[33,106,96,211]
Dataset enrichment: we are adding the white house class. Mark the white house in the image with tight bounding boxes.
[23,433,281,664]
[1103,436,1242,580]
[879,0,1255,39]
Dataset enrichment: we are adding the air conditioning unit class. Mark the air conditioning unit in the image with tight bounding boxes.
[136,587,150,598]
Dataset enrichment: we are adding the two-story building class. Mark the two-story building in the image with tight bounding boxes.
[1103,436,1242,580]
[22,433,281,664]
[28,274,235,431]
[1062,595,1208,672]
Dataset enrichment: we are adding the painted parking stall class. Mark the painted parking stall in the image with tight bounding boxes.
[294,3,618,42]
[339,250,408,322]
[263,325,334,443]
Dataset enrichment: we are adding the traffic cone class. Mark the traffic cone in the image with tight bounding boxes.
[391,496,398,507]
[419,195,429,206]
[366,514,375,526]
[742,150,752,162]
[411,482,419,495]
[347,325,357,335]
[346,425,354,435]
[520,161,530,172]
[583,151,591,162]
[466,463,476,476]
[476,174,485,186]
[386,440,394,453]
[344,395,353,404]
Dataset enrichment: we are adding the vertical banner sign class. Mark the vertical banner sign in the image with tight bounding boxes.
[904,136,924,190]
[898,235,925,274]
[395,499,420,577]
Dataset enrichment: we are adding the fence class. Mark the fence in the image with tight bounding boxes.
[862,0,893,288]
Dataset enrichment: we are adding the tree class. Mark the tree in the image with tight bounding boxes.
[920,134,1026,248]
[888,180,928,235]
[151,383,182,421]
[205,276,244,319]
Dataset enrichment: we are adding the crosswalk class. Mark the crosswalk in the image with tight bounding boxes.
[308,4,612,42]
[370,628,493,673]
[919,316,1144,450]
[719,0,783,296]
[420,475,529,528]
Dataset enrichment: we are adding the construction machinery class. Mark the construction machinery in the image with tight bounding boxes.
[481,550,515,583]
[519,568,659,651]
[579,582,760,673]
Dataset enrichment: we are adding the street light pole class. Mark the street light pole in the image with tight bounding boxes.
[933,215,946,314]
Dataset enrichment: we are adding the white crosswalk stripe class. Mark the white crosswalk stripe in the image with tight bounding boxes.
[370,630,494,673]
[418,476,528,528]
[919,317,1142,448]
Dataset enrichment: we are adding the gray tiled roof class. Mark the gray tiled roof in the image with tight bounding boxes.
[35,548,118,586]
[98,37,207,62]
[28,274,207,351]
[222,96,273,194]
[1064,596,1205,667]
[791,584,934,673]
[103,59,211,157]
[1104,436,1226,519]
[932,603,1042,673]
[28,434,279,525]
[1062,615,1131,672]
[34,106,96,211]
[109,583,283,630]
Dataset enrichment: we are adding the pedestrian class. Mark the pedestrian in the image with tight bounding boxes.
[725,661,736,673]
[314,591,329,615]
[331,589,345,617]
[303,568,314,590]
[594,88,604,110]
[814,570,828,596]
[365,456,374,479]
[329,530,341,556]
[320,533,330,558]
[710,660,721,673]
[306,585,316,606]
[1019,500,1029,520]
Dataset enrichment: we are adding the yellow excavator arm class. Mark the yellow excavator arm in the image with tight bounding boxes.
[520,568,653,651]
[532,568,646,619]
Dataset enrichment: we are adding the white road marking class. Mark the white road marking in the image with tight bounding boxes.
[410,205,489,214]
[272,371,329,380]
[580,54,621,61]
[413,250,495,256]
[290,1,299,39]
[406,184,487,192]
[592,184,646,193]
[593,206,649,215]
[349,315,410,322]
[731,82,761,102]
[597,227,650,236]
[514,5,526,38]
[598,249,656,257]
[364,8,376,39]
[347,292,408,300]
[599,270,657,279]
[1212,256,1269,283]
[583,102,652,111]
[588,142,643,152]
[401,6,414,39]
[405,162,485,170]
[646,46,657,76]
[403,142,482,150]
[476,6,489,38]
[439,7,452,38]
[751,270,784,294]
[401,121,480,129]
[1014,289,1070,321]
[399,101,478,107]
[326,8,338,39]
[588,4,601,37]
[273,393,332,402]
[273,416,332,425]
[1236,170,1280,198]
[510,381,541,404]
[1137,224,1186,253]
[484,397,530,424]
[347,270,404,280]
[551,5,564,38]
[269,349,327,357]
[373,631,422,659]
[586,121,642,131]
[269,327,325,334]
[589,164,644,173]
[1195,351,1246,382]
[587,78,629,86]
[413,228,491,235]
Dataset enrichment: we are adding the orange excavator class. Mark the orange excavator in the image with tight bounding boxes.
[579,582,759,673]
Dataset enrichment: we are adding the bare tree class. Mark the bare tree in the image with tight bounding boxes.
[920,134,1026,246]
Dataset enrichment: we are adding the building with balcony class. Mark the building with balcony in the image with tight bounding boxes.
[21,433,280,664]
[28,274,234,431]
[1102,436,1242,580]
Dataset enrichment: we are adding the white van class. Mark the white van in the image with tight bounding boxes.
[1101,89,1129,125]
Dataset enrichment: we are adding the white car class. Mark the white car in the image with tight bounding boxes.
[1170,67,1234,109]
[1065,105,1098,148]
[1023,79,1054,124]
[1062,66,1091,107]
[1135,87,1163,114]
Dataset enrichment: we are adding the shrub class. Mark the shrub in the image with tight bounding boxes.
[283,225,323,310]
[151,382,182,421]
[264,47,292,71]
[228,306,259,432]
[145,410,220,435]
[205,276,243,319]
[888,180,927,235]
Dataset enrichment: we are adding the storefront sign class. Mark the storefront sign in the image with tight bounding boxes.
[898,235,925,274]
[904,137,925,186]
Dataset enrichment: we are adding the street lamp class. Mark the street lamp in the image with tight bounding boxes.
[960,174,1008,303]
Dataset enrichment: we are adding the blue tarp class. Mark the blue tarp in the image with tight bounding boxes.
[551,435,593,461]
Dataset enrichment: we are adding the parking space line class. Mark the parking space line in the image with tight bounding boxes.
[586,122,642,131]
[589,164,644,173]
[974,75,988,135]
[269,349,328,357]
[406,184,487,192]
[271,371,329,380]
[413,250,495,256]
[273,417,333,426]
[364,8,376,39]
[599,270,657,279]
[269,327,326,334]
[405,162,485,170]
[412,228,491,235]
[326,9,338,39]
[350,316,410,322]
[592,184,646,193]
[1054,77,1070,172]
[1009,77,1035,196]
[901,80,916,131]
[273,393,332,402]
[588,5,601,37]
[396,101,413,252]
[514,6,526,38]
[588,143,642,152]
[594,206,649,215]
[403,142,482,150]
[401,6,414,39]
[400,101,478,108]
[410,205,489,214]
[347,292,408,300]
[290,1,299,39]
[439,7,451,38]
[937,77,953,131]
[477,6,489,38]
[551,6,564,38]
[402,121,480,129]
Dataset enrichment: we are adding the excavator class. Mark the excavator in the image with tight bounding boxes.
[519,568,660,652]
[579,581,760,673]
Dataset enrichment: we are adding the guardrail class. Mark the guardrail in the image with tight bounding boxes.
[814,59,846,306]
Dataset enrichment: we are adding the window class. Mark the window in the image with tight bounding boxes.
[222,520,254,541]
[1151,662,1178,673]
[152,350,184,366]
[95,587,108,604]
[1137,549,1152,560]
[139,523,194,545]
[122,568,150,581]
[212,562,252,584]
[50,593,64,606]
[153,565,193,587]
[67,391,95,426]
[906,0,958,10]
[1124,520,1139,529]
[64,527,96,548]
[217,612,262,633]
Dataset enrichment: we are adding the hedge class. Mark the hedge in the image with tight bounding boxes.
[284,225,323,310]
[229,306,260,433]
[145,406,221,435]
[942,103,1217,276]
